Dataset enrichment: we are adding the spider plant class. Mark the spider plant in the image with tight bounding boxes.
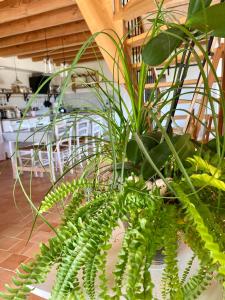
[2,0,225,299]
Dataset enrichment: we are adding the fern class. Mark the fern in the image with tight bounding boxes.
[161,206,183,300]
[191,173,225,191]
[2,176,224,299]
[180,254,196,285]
[187,155,221,178]
[173,183,225,285]
[182,265,213,299]
[40,178,89,213]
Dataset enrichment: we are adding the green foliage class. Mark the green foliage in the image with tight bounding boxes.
[173,183,225,284]
[187,0,212,19]
[182,265,213,299]
[186,3,225,37]
[141,134,196,179]
[3,174,225,299]
[39,178,89,213]
[191,173,225,191]
[143,1,225,66]
[187,155,221,178]
[142,27,186,66]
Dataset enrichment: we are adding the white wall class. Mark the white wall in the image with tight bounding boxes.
[0,56,47,109]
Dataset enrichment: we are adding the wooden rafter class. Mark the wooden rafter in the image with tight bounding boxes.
[0,0,75,24]
[55,56,104,66]
[0,32,91,57]
[54,54,103,64]
[32,47,100,62]
[0,5,83,38]
[76,0,130,82]
[0,21,88,48]
[18,44,98,59]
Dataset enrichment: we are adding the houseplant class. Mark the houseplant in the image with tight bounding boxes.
[2,0,225,299]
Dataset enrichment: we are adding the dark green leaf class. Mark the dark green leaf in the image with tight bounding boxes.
[142,27,186,66]
[126,132,161,164]
[187,0,212,20]
[141,134,195,179]
[186,3,225,37]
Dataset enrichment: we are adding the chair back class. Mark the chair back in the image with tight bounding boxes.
[55,120,70,143]
[91,116,103,138]
[76,119,90,137]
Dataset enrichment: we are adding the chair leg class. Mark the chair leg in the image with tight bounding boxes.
[56,144,63,175]
[31,150,38,177]
[47,145,56,182]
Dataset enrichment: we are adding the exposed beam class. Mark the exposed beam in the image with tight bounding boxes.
[0,21,88,48]
[18,44,98,59]
[114,0,189,21]
[0,32,91,57]
[32,47,100,61]
[54,53,102,64]
[55,56,104,66]
[76,0,126,82]
[0,0,75,24]
[0,5,83,38]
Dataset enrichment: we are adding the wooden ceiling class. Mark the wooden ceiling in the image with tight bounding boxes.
[0,0,103,65]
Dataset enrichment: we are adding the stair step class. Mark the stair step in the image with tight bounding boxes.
[126,30,207,48]
[145,78,221,89]
[132,52,205,69]
[145,79,199,89]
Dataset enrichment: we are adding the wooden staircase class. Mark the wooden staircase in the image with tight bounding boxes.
[76,0,225,142]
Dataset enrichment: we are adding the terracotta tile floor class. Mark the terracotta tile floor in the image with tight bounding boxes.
[0,159,66,299]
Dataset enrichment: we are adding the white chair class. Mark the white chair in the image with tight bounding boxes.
[17,143,56,181]
[54,120,73,175]
[69,118,90,167]
[91,116,104,153]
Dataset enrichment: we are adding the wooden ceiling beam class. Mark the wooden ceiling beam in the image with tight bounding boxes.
[0,5,83,38]
[32,47,100,61]
[0,32,91,57]
[76,0,126,82]
[53,53,102,64]
[0,0,75,24]
[18,44,98,59]
[0,21,88,48]
[55,56,103,66]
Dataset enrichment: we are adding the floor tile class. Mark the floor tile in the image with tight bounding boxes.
[0,268,15,291]
[0,254,28,271]
[0,250,12,263]
[0,236,21,251]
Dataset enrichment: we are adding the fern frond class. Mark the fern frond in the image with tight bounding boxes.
[161,206,182,300]
[182,265,213,299]
[180,254,196,285]
[0,238,60,300]
[187,156,221,178]
[191,174,225,191]
[173,183,225,285]
[40,178,89,213]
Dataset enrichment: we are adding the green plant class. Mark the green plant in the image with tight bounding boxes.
[2,0,225,299]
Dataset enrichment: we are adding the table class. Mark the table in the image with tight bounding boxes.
[3,129,55,179]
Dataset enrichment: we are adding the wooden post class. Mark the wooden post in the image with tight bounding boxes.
[76,0,127,83]
[187,45,223,139]
[218,44,225,136]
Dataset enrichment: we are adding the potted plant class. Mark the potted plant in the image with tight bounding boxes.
[2,1,225,299]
